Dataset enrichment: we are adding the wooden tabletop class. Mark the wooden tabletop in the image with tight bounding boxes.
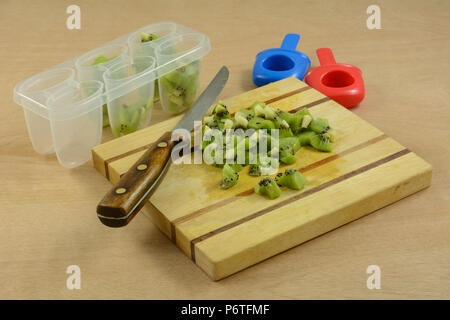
[1,0,449,299]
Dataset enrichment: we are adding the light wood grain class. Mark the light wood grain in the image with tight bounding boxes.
[93,78,432,280]
[0,0,449,298]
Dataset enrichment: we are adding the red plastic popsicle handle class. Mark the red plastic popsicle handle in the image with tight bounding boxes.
[316,48,336,65]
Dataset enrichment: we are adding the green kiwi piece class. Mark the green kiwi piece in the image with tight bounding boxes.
[248,117,266,130]
[102,104,109,127]
[228,163,243,172]
[248,157,276,176]
[309,118,329,133]
[248,164,263,176]
[160,61,200,113]
[294,108,312,118]
[220,164,239,189]
[212,101,228,116]
[280,137,301,152]
[278,111,302,133]
[275,168,307,190]
[297,131,316,146]
[289,113,304,134]
[248,117,276,130]
[310,133,333,152]
[218,161,237,169]
[140,32,159,42]
[250,101,266,112]
[326,128,336,142]
[184,84,197,107]
[278,127,294,138]
[236,108,255,121]
[254,177,282,199]
[111,103,148,137]
[279,144,296,165]
[92,55,115,65]
[261,120,276,130]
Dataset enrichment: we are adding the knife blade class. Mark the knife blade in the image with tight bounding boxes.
[97,66,229,227]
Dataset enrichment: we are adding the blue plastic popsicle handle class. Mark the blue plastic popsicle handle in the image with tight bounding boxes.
[280,34,300,51]
[252,33,311,87]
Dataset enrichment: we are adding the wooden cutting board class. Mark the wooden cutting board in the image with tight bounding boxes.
[92,77,432,280]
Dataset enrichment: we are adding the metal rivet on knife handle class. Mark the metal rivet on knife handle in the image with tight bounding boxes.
[157,142,168,148]
[115,187,127,195]
[137,164,148,171]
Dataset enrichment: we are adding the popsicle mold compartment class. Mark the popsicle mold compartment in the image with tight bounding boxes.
[305,48,365,108]
[13,22,211,168]
[103,56,156,137]
[252,33,311,87]
[46,80,104,168]
[128,22,178,102]
[156,33,207,115]
[15,67,76,155]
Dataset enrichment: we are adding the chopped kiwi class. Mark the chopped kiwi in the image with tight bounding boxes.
[110,100,151,137]
[275,168,307,190]
[297,131,316,146]
[279,144,297,165]
[199,101,335,197]
[250,101,266,113]
[310,133,333,152]
[248,157,277,176]
[248,117,265,130]
[309,118,329,133]
[325,128,336,142]
[249,164,263,176]
[254,177,281,199]
[102,104,109,127]
[278,111,302,133]
[235,114,249,128]
[248,117,276,130]
[229,163,243,172]
[235,108,255,121]
[220,164,240,189]
[92,55,116,65]
[278,127,294,138]
[160,60,200,114]
[280,137,301,153]
[294,108,312,118]
[140,32,159,43]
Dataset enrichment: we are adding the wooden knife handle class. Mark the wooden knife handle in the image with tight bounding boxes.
[97,131,177,228]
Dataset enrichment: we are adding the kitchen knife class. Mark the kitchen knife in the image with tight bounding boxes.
[97,66,229,227]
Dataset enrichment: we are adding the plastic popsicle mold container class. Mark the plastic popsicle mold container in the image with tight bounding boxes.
[13,22,210,168]
[304,48,365,108]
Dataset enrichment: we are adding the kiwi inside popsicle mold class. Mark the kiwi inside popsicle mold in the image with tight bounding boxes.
[110,97,153,137]
[159,60,200,114]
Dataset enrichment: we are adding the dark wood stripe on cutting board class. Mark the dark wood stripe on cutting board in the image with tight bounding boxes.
[102,86,317,179]
[263,85,312,104]
[170,134,388,231]
[290,96,330,112]
[189,148,411,262]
